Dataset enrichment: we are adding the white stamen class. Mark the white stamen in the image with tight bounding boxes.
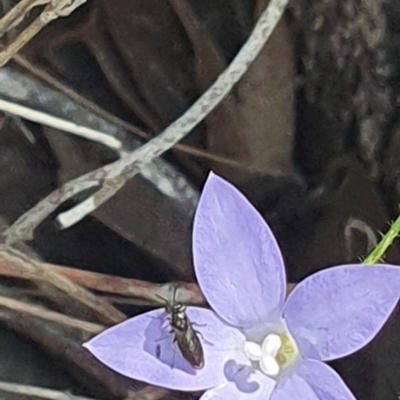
[244,341,262,361]
[261,334,281,358]
[260,355,280,377]
[259,334,282,377]
[244,334,285,378]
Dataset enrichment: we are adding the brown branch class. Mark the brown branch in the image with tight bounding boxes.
[65,272,295,304]
[0,381,171,400]
[5,0,290,242]
[0,256,206,306]
[45,265,207,306]
[0,287,166,399]
[0,248,125,325]
[0,306,138,399]
[0,291,178,400]
[98,295,162,307]
[0,261,176,399]
[0,230,173,400]
[0,294,103,335]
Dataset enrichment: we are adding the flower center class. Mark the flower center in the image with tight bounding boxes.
[244,332,298,378]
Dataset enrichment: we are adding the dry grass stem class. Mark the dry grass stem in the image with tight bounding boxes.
[0,248,125,325]
[0,0,87,67]
[0,294,104,334]
[0,255,206,306]
[5,0,290,241]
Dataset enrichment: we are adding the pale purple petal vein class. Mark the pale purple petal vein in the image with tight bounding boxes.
[270,368,317,400]
[284,264,400,361]
[296,359,357,399]
[193,172,286,329]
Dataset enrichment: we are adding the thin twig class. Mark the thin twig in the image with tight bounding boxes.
[0,225,167,400]
[57,0,290,227]
[0,380,170,400]
[57,173,129,228]
[0,305,139,399]
[12,54,150,140]
[0,0,87,67]
[0,381,96,400]
[0,98,122,150]
[0,256,207,306]
[0,0,48,36]
[0,248,125,325]
[99,295,155,307]
[45,265,206,306]
[5,0,290,242]
[13,53,251,171]
[0,67,199,213]
[0,90,246,175]
[0,294,103,334]
[0,256,173,400]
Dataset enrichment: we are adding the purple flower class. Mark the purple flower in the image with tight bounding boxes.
[84,172,400,399]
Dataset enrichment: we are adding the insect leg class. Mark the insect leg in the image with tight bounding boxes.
[192,322,207,328]
[147,314,170,331]
[194,329,214,346]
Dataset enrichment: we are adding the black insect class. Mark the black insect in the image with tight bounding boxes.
[156,285,205,369]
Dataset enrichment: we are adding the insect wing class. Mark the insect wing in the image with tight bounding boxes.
[176,323,204,369]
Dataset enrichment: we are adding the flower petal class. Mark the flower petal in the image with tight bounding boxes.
[200,369,275,400]
[299,359,357,399]
[270,369,316,400]
[271,359,356,400]
[193,172,286,328]
[284,264,400,360]
[83,307,246,391]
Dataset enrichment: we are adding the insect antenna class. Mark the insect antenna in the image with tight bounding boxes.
[155,292,172,313]
[155,293,168,305]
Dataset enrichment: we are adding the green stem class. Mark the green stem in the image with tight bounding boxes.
[364,214,400,264]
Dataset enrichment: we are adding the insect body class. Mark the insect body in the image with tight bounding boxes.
[156,286,205,369]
